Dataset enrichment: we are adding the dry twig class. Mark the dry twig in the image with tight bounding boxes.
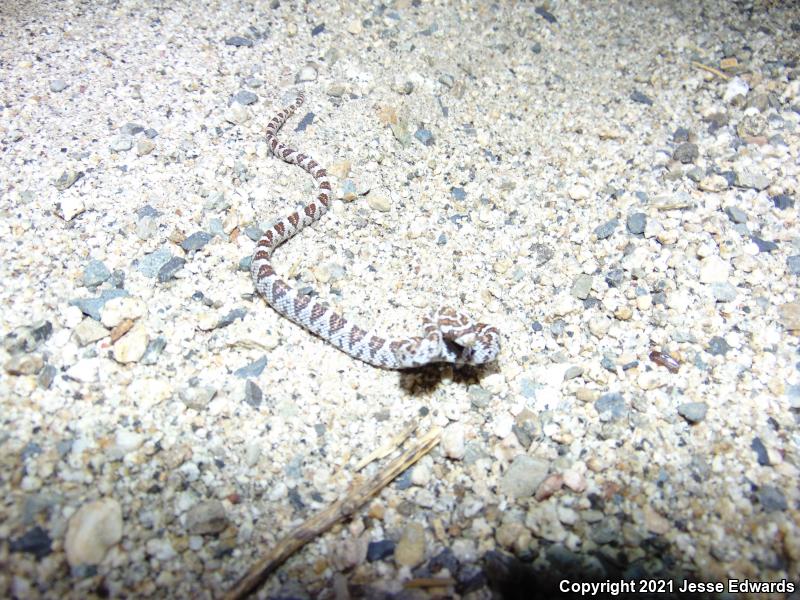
[224,426,442,600]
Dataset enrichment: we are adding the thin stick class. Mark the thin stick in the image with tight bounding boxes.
[690,60,731,80]
[224,426,442,600]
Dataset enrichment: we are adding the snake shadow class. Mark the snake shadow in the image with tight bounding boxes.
[397,362,500,396]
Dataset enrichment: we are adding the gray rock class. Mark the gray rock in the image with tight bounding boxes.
[630,91,653,105]
[137,246,173,277]
[710,282,737,302]
[571,274,593,300]
[414,128,434,146]
[110,135,134,152]
[707,336,730,356]
[787,255,800,275]
[756,485,787,512]
[594,218,618,240]
[71,289,128,321]
[233,90,258,105]
[179,385,217,410]
[120,122,144,136]
[500,455,549,498]
[735,170,770,190]
[751,437,770,466]
[181,231,213,252]
[677,402,708,423]
[83,259,111,287]
[54,170,84,191]
[218,308,247,328]
[724,206,747,224]
[224,36,253,47]
[626,212,646,234]
[38,364,57,389]
[771,194,794,210]
[234,355,268,378]
[185,500,229,535]
[244,380,262,408]
[451,187,466,201]
[4,321,53,354]
[594,392,625,420]
[140,337,166,365]
[157,257,186,282]
[750,235,778,253]
[673,142,698,164]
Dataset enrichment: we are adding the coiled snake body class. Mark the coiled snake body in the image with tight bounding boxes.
[250,92,500,369]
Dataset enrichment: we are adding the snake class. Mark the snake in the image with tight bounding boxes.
[249,91,500,369]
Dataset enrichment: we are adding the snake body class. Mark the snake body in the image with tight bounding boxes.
[250,92,500,369]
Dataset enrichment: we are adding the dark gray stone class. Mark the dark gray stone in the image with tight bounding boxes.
[83,259,111,287]
[750,235,778,253]
[218,308,247,328]
[414,128,434,146]
[630,91,653,105]
[751,437,770,466]
[707,336,731,356]
[9,526,52,559]
[771,194,794,210]
[757,485,787,512]
[140,337,166,365]
[724,206,747,224]
[137,246,173,277]
[233,90,258,105]
[181,231,213,252]
[673,142,699,164]
[235,355,268,378]
[71,289,128,321]
[626,212,646,234]
[594,392,625,420]
[244,380,262,408]
[594,218,618,240]
[787,255,800,275]
[225,36,253,47]
[535,6,557,23]
[157,257,186,282]
[366,540,395,562]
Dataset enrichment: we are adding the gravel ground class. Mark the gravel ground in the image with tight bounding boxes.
[2,0,799,598]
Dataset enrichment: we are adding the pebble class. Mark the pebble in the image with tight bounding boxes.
[442,424,465,459]
[394,522,426,567]
[750,235,777,253]
[672,142,698,164]
[136,138,155,156]
[630,90,653,105]
[568,183,590,201]
[185,500,229,535]
[157,257,186,282]
[10,526,52,560]
[756,485,787,512]
[64,498,123,567]
[54,170,83,191]
[57,196,86,221]
[500,455,549,498]
[787,256,800,276]
[83,259,111,287]
[244,380,263,408]
[366,193,391,212]
[771,194,794,210]
[110,135,134,153]
[724,205,747,224]
[233,90,258,105]
[137,246,173,277]
[295,65,317,83]
[366,540,395,562]
[677,402,708,423]
[179,385,217,411]
[49,79,67,92]
[4,353,43,376]
[225,36,253,47]
[71,288,128,321]
[593,218,618,240]
[594,392,626,420]
[112,324,149,363]
[707,336,731,356]
[626,212,646,234]
[414,128,434,146]
[234,355,268,378]
[570,274,593,300]
[181,231,213,252]
[751,437,770,466]
[698,256,730,284]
